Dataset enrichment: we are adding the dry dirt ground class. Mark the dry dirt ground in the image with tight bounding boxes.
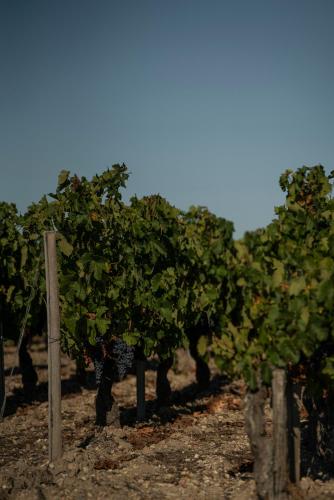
[1,338,334,500]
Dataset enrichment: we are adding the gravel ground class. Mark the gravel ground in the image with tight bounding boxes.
[1,338,334,499]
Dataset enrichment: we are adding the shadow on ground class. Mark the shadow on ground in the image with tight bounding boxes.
[119,373,230,427]
[2,371,96,417]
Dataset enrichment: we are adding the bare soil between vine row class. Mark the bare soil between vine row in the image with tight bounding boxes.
[1,338,334,499]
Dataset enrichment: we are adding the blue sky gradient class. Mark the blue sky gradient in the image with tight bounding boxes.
[1,0,333,236]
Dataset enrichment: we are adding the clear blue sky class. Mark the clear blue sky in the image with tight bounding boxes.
[1,0,333,237]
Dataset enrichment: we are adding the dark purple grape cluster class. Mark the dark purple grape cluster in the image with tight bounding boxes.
[92,336,135,385]
[111,338,135,380]
[93,356,105,386]
[92,336,106,386]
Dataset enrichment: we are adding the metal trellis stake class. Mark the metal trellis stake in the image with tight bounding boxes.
[44,231,62,462]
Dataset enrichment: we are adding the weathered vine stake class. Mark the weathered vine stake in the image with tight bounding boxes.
[44,231,62,462]
[286,378,301,484]
[272,369,289,499]
[245,370,298,499]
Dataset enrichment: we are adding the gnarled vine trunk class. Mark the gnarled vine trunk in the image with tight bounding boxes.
[245,370,298,500]
[244,385,272,499]
[303,386,334,474]
[19,332,38,398]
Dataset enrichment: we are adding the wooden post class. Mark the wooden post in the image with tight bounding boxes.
[0,321,5,420]
[287,378,301,484]
[272,369,289,499]
[136,359,146,421]
[44,231,62,462]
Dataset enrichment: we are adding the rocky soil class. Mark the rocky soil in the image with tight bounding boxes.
[1,338,334,499]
